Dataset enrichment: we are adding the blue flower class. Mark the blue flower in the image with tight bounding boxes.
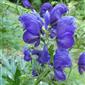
[23,31,40,47]
[50,3,68,25]
[78,52,85,74]
[40,2,53,17]
[19,13,42,46]
[57,32,75,49]
[32,45,50,64]
[56,16,76,38]
[54,49,72,69]
[50,16,76,49]
[54,68,66,81]
[54,49,72,81]
[56,16,76,49]
[23,48,32,61]
[55,3,68,15]
[19,13,42,35]
[22,0,32,8]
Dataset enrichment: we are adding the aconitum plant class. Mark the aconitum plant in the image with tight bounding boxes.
[19,0,85,83]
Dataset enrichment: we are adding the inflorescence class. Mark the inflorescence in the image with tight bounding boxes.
[19,0,85,81]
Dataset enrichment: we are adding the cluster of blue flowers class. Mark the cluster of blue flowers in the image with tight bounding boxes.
[19,0,85,81]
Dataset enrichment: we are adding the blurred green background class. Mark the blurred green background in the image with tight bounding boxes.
[0,0,85,85]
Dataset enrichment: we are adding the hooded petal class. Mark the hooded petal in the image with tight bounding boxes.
[78,52,85,74]
[32,45,50,64]
[22,0,32,8]
[50,10,61,25]
[57,33,74,49]
[54,68,66,81]
[44,11,50,29]
[50,3,68,25]
[53,4,68,15]
[79,66,85,74]
[23,48,32,61]
[23,31,40,44]
[19,13,41,35]
[40,2,53,16]
[54,49,72,69]
[56,16,76,38]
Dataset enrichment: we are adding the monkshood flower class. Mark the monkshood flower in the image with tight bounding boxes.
[50,16,76,49]
[19,1,78,82]
[57,32,75,49]
[54,49,72,80]
[22,0,32,8]
[19,13,42,34]
[19,13,42,46]
[23,47,32,61]
[23,31,40,47]
[54,49,72,69]
[54,68,66,81]
[56,16,76,49]
[56,16,76,38]
[50,3,68,25]
[32,45,50,64]
[40,2,53,17]
[78,52,85,74]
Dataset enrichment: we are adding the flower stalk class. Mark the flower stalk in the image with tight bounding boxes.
[34,68,51,85]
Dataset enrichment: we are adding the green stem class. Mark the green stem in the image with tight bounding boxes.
[16,0,20,14]
[34,68,50,85]
[67,67,72,80]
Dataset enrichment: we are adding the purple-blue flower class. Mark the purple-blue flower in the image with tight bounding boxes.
[23,31,40,47]
[55,16,76,49]
[32,45,50,64]
[78,52,85,74]
[40,2,53,17]
[50,16,76,49]
[54,68,66,81]
[54,49,72,69]
[19,1,78,81]
[54,3,68,15]
[57,32,75,49]
[23,48,32,61]
[19,13,42,46]
[54,49,72,80]
[22,0,32,8]
[19,13,42,35]
[56,16,76,38]
[50,3,68,25]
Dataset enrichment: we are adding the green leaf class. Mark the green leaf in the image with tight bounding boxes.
[48,44,54,64]
[13,67,21,85]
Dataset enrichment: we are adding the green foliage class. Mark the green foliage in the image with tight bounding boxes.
[0,49,33,85]
[0,0,29,49]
